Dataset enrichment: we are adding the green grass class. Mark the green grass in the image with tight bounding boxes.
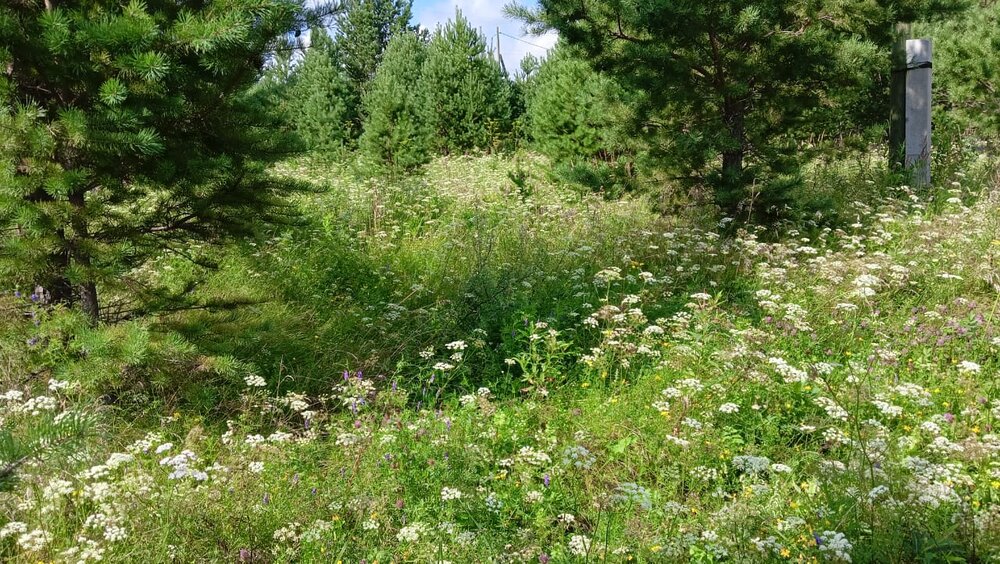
[1,153,999,562]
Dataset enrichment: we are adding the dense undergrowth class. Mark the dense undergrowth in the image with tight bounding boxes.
[2,153,1000,562]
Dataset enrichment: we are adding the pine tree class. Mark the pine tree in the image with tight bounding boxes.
[928,3,1000,140]
[334,0,415,102]
[359,32,432,171]
[510,1,968,217]
[0,0,308,323]
[422,10,514,154]
[525,48,626,163]
[288,26,359,153]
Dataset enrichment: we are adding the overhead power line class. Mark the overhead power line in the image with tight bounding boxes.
[497,31,553,51]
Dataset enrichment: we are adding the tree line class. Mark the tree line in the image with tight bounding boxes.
[271,2,515,169]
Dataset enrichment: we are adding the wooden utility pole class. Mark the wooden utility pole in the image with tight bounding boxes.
[496,27,507,75]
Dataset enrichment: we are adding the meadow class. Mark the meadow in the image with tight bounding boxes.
[2,152,999,562]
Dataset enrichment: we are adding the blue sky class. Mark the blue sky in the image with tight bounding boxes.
[411,0,557,67]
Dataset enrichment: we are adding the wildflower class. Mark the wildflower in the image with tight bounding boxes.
[665,435,690,447]
[867,485,889,500]
[245,434,266,447]
[335,433,359,447]
[105,452,134,469]
[733,455,771,475]
[16,529,51,552]
[614,482,652,510]
[21,395,57,415]
[484,492,502,513]
[568,534,591,557]
[853,274,881,288]
[958,361,981,374]
[815,397,849,421]
[397,522,427,543]
[0,521,27,539]
[594,267,622,285]
[515,446,552,466]
[273,524,300,543]
[872,400,903,418]
[524,490,543,503]
[244,374,267,387]
[652,399,670,412]
[48,378,77,392]
[719,402,740,414]
[817,531,853,562]
[560,445,596,470]
[248,461,264,473]
[441,487,462,501]
[769,357,808,383]
[160,450,206,481]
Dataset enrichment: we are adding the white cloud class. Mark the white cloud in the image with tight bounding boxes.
[414,1,557,71]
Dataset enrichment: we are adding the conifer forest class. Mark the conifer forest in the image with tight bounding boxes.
[3,1,1000,561]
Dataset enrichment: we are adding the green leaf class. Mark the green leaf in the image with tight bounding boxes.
[609,435,636,455]
[99,78,128,106]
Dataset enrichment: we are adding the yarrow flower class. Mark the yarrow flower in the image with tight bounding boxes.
[244,374,267,388]
[440,487,462,501]
[397,522,428,543]
[568,534,591,557]
[958,361,981,374]
[817,531,853,562]
[719,402,740,414]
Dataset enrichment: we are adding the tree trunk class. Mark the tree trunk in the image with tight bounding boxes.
[715,100,747,216]
[79,281,99,324]
[721,101,745,182]
[721,148,744,181]
[47,234,74,306]
[68,191,100,325]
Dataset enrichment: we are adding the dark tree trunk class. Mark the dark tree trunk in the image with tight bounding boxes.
[715,99,748,216]
[79,281,99,323]
[721,101,745,182]
[47,235,73,306]
[68,191,99,325]
[721,148,744,181]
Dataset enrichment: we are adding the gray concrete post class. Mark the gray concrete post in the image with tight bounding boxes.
[905,39,932,186]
